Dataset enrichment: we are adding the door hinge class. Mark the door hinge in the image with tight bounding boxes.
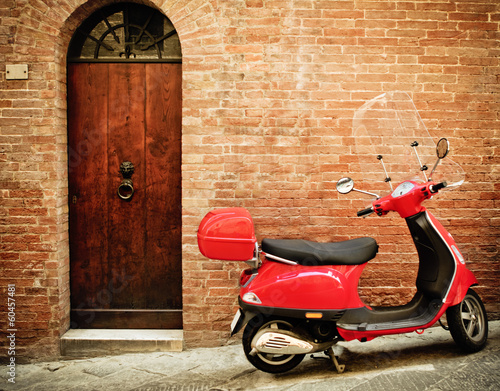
[72,195,77,204]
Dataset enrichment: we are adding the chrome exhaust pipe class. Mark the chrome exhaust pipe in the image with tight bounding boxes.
[250,329,334,356]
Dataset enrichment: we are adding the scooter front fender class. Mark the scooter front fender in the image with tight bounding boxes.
[240,260,367,311]
[448,267,478,307]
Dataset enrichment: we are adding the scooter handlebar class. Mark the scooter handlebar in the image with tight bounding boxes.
[430,181,447,193]
[357,207,374,217]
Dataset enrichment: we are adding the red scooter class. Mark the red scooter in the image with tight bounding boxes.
[197,92,488,373]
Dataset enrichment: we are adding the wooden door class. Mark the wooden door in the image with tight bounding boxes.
[68,63,182,329]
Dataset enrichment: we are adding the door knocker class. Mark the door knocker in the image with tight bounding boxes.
[118,161,135,201]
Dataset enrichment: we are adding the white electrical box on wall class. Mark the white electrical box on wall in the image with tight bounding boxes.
[6,64,29,80]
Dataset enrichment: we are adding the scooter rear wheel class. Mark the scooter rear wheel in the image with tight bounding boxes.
[446,288,488,353]
[242,316,305,373]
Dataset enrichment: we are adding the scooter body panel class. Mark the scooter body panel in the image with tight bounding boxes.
[240,259,366,311]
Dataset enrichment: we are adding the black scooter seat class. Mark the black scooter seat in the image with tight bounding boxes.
[262,237,378,266]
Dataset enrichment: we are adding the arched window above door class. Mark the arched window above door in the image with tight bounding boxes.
[68,2,181,63]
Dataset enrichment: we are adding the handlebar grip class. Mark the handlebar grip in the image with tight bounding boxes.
[357,207,374,217]
[430,181,447,193]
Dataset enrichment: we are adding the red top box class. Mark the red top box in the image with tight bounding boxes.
[198,208,257,261]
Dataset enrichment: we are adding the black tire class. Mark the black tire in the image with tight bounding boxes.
[446,288,488,353]
[242,316,305,374]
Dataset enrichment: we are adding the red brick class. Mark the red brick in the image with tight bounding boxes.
[449,13,489,22]
[0,0,498,359]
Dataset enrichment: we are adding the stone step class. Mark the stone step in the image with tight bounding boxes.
[61,329,183,357]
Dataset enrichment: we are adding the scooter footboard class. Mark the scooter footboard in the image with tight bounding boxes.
[336,294,446,342]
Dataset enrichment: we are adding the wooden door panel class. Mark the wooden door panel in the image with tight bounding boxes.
[68,63,110,310]
[69,63,182,328]
[145,64,182,309]
[107,63,147,309]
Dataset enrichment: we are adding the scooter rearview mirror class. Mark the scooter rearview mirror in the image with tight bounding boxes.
[429,138,450,181]
[436,138,450,159]
[336,177,354,194]
[337,177,380,199]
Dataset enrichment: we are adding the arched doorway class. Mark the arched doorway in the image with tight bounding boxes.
[67,2,182,329]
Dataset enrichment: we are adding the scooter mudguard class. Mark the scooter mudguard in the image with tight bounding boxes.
[240,259,367,312]
[448,267,478,306]
[425,211,478,306]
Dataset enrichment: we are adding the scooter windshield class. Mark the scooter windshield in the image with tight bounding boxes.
[352,92,465,196]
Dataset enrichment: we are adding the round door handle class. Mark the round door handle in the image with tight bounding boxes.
[117,179,134,201]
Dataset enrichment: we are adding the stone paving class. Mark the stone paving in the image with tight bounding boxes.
[1,321,499,391]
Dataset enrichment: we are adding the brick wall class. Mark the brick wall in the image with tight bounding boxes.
[0,0,499,358]
[182,0,500,346]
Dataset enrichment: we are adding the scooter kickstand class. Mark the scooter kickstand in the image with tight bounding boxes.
[326,347,345,374]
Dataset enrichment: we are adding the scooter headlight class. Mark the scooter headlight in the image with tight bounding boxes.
[242,292,262,304]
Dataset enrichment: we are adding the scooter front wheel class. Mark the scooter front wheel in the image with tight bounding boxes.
[242,316,305,373]
[446,288,488,353]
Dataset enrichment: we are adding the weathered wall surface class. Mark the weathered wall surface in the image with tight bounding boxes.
[0,0,498,358]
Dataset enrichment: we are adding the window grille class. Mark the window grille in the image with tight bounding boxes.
[68,3,181,63]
